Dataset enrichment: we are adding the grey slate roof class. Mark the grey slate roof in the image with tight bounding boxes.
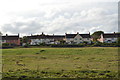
[103,33,120,38]
[27,35,65,39]
[114,33,120,37]
[66,34,91,38]
[65,34,76,38]
[2,35,19,40]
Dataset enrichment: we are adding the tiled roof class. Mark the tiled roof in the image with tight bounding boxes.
[103,33,120,38]
[103,34,115,38]
[66,34,76,38]
[80,34,91,38]
[53,35,65,38]
[66,34,91,38]
[2,35,19,40]
[115,33,120,37]
[27,35,65,39]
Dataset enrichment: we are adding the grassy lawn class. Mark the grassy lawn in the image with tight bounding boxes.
[2,47,119,78]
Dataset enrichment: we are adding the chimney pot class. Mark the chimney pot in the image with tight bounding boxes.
[18,33,19,36]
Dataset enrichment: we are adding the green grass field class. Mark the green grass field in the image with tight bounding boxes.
[2,47,119,78]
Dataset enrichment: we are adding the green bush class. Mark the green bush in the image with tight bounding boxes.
[83,41,88,44]
[2,43,9,47]
[92,42,102,46]
[24,43,30,48]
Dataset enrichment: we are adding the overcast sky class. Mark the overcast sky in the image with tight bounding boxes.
[0,0,119,36]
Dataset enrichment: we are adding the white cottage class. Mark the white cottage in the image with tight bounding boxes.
[27,33,65,45]
[65,32,91,44]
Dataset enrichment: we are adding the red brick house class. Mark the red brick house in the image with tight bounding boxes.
[2,34,20,46]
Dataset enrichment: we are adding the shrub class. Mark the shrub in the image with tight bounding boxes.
[83,41,88,44]
[51,44,84,47]
[24,43,30,48]
[92,42,102,47]
[2,43,9,47]
[39,42,46,46]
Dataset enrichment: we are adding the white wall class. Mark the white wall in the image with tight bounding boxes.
[73,34,83,44]
[66,38,74,44]
[83,38,91,43]
[30,38,56,45]
[66,34,91,44]
[104,38,117,43]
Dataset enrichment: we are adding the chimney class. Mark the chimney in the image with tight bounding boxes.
[114,32,115,34]
[89,32,90,35]
[42,32,44,35]
[31,34,32,36]
[18,33,19,37]
[77,32,79,34]
[6,34,8,37]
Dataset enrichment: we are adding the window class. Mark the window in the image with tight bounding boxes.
[80,42,82,43]
[80,38,82,40]
[112,38,114,40]
[107,40,112,43]
[75,38,77,40]
[2,40,4,42]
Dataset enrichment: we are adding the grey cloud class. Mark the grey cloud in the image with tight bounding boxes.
[2,21,44,34]
[1,2,118,35]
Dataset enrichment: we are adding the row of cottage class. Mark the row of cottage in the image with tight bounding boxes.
[0,32,120,46]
